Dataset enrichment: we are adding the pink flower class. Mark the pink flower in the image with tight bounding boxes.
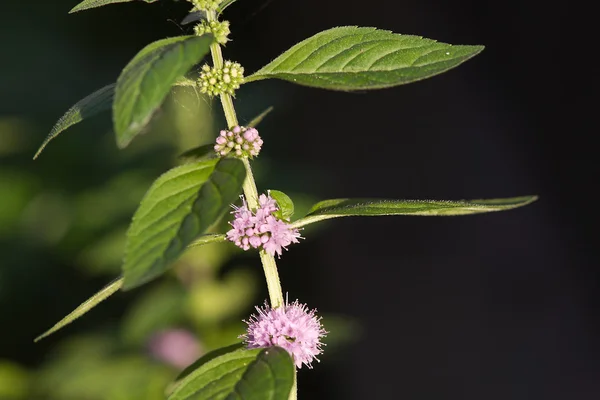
[214,126,263,158]
[262,216,300,257]
[240,300,326,369]
[226,194,301,257]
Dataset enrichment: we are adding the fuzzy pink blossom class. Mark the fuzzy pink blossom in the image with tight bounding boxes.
[226,194,301,256]
[240,300,326,368]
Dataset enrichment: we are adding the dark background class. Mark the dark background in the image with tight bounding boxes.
[1,0,597,399]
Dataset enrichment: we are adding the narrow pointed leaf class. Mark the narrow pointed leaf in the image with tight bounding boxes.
[181,11,206,25]
[291,196,538,228]
[122,158,245,290]
[168,346,294,400]
[219,0,238,13]
[70,0,158,13]
[247,106,274,128]
[246,26,484,91]
[34,84,115,159]
[34,234,223,342]
[187,233,226,248]
[34,277,123,342]
[114,35,213,149]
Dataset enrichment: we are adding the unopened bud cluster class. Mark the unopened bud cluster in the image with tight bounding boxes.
[198,61,244,97]
[194,20,230,44]
[191,0,221,11]
[215,126,263,158]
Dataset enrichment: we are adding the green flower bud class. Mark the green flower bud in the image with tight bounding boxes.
[194,20,231,45]
[191,0,221,12]
[198,61,245,97]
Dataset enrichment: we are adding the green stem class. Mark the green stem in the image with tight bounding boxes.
[206,11,294,399]
[241,158,259,212]
[289,372,298,400]
[259,250,284,308]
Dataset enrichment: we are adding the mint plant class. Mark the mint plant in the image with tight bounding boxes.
[34,0,537,399]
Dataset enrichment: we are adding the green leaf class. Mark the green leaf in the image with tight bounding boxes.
[34,277,123,342]
[114,35,213,149]
[70,0,158,13]
[291,196,538,228]
[246,26,484,91]
[269,190,294,221]
[247,106,274,128]
[122,158,246,290]
[179,144,218,163]
[34,232,223,342]
[188,233,226,248]
[34,84,114,160]
[168,346,294,400]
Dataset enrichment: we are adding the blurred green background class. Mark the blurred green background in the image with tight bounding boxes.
[0,1,357,399]
[2,0,596,399]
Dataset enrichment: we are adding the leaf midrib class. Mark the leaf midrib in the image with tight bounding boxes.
[291,37,435,73]
[260,48,472,76]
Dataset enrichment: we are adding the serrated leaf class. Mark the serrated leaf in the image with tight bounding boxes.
[34,84,114,159]
[269,190,294,221]
[34,277,123,342]
[247,106,274,128]
[114,35,213,149]
[122,158,245,290]
[168,346,294,400]
[70,0,158,13]
[246,26,484,91]
[291,196,538,228]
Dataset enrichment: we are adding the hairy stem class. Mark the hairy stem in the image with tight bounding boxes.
[206,11,294,399]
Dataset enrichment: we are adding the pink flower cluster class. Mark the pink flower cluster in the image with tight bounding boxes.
[226,194,301,257]
[214,126,263,158]
[241,300,326,369]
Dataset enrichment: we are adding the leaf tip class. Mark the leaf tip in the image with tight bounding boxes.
[526,194,539,204]
[115,133,132,150]
[247,106,275,128]
[33,334,46,343]
[33,325,59,343]
[32,142,49,160]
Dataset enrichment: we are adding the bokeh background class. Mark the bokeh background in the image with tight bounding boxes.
[0,0,596,399]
